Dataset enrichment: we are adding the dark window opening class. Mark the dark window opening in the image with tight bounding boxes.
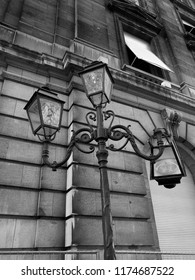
[124,32,171,78]
[183,21,195,37]
[126,45,164,78]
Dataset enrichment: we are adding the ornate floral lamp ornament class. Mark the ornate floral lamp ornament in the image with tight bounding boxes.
[24,87,65,141]
[79,61,114,107]
[150,129,186,189]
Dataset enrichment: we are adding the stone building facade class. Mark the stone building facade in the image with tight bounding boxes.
[0,0,195,259]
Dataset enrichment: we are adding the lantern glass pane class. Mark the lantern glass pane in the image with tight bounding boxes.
[44,127,58,137]
[34,126,57,137]
[153,146,181,177]
[40,98,61,128]
[28,99,41,133]
[104,70,112,102]
[82,68,104,95]
[89,93,104,106]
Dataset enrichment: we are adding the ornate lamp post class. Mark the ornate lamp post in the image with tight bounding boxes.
[24,61,185,260]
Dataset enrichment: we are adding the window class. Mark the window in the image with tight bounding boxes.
[128,0,140,5]
[126,0,150,10]
[124,31,172,76]
[182,20,195,37]
[127,0,147,8]
[179,0,195,9]
[179,0,188,3]
[181,19,195,50]
[111,2,172,78]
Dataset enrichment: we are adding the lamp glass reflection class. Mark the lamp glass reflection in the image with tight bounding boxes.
[28,98,41,133]
[40,98,61,127]
[82,68,103,96]
[153,146,181,177]
[104,70,112,102]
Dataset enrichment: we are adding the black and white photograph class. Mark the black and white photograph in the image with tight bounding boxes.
[0,0,195,278]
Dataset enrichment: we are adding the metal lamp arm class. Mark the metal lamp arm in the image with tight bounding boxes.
[108,125,164,161]
[42,127,95,171]
[128,132,164,161]
[42,137,75,171]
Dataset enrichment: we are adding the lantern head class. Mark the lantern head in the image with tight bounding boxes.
[150,132,186,189]
[24,87,65,140]
[79,61,114,107]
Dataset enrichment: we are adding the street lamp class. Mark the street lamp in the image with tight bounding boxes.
[79,61,114,107]
[150,129,186,189]
[24,61,185,260]
[24,87,65,141]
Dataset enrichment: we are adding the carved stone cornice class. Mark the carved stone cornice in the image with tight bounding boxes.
[1,39,195,116]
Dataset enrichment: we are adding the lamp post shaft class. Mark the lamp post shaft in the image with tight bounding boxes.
[96,105,116,260]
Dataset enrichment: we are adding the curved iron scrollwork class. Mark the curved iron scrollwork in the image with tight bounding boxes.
[107,124,129,151]
[73,127,95,154]
[42,108,164,171]
[86,111,96,132]
[107,124,164,161]
[103,110,115,130]
[42,127,95,171]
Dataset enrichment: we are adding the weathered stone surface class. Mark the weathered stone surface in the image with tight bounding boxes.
[0,161,40,188]
[0,189,38,216]
[72,189,149,218]
[72,217,153,246]
[0,136,68,166]
[41,166,67,191]
[72,164,146,194]
[73,147,143,173]
[39,191,66,217]
[35,219,65,248]
[0,162,67,191]
[0,219,36,248]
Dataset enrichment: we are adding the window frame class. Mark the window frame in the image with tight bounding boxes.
[178,0,195,9]
[125,0,148,9]
[116,15,171,79]
[124,32,172,72]
[182,19,195,38]
[172,0,195,11]
[178,13,195,51]
[126,0,140,5]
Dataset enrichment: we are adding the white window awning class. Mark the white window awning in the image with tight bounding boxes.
[182,20,195,35]
[124,32,173,72]
[182,20,194,28]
